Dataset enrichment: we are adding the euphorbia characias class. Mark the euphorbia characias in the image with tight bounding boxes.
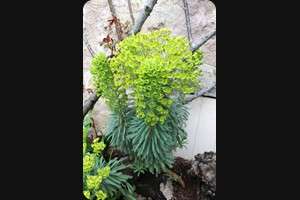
[91,28,203,175]
[83,132,134,199]
[91,28,203,126]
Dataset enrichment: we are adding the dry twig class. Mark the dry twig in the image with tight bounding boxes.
[183,0,193,45]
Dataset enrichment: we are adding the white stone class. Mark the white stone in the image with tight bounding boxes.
[160,179,174,200]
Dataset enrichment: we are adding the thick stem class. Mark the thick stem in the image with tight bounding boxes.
[183,0,193,45]
[190,26,216,53]
[108,0,123,41]
[83,93,100,118]
[128,0,158,36]
[127,0,135,25]
[83,32,95,57]
[184,81,216,104]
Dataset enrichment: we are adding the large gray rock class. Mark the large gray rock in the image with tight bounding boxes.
[188,151,216,200]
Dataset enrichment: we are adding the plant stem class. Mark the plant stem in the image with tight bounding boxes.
[165,167,186,189]
[189,26,216,53]
[128,0,158,36]
[183,0,193,46]
[83,31,95,57]
[108,0,123,41]
[127,0,135,25]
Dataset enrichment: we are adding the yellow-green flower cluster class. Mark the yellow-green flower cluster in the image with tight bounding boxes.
[91,28,203,126]
[98,166,111,179]
[91,138,106,155]
[86,175,102,189]
[90,52,125,111]
[83,190,91,199]
[83,155,95,173]
[111,28,202,126]
[95,189,107,200]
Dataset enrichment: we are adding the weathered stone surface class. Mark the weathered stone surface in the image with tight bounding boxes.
[83,91,111,133]
[83,0,216,132]
[160,179,173,200]
[198,63,216,97]
[188,151,216,200]
[200,35,216,67]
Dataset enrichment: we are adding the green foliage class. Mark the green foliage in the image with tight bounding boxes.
[126,100,188,175]
[90,53,126,112]
[98,157,135,198]
[131,158,146,177]
[83,113,135,200]
[90,28,203,176]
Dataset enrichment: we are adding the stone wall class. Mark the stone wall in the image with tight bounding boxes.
[83,0,216,156]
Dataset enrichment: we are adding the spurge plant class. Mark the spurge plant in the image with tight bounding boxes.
[91,28,203,176]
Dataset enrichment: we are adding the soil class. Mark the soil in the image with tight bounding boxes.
[104,148,201,200]
[171,157,198,200]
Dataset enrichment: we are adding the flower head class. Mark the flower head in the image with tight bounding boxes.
[91,138,106,155]
[86,175,102,189]
[83,155,95,173]
[83,190,91,199]
[95,190,107,200]
[98,166,111,179]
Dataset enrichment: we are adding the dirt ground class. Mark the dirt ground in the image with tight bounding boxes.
[171,157,198,200]
[129,156,200,200]
[104,148,203,200]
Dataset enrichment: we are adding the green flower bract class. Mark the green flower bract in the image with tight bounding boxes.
[91,28,203,126]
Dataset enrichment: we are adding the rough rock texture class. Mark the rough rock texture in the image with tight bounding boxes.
[83,0,216,131]
[188,152,216,200]
[198,63,216,97]
[160,179,174,200]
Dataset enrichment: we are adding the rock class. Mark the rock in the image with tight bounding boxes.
[160,179,173,200]
[198,63,216,97]
[200,35,216,67]
[188,151,216,200]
